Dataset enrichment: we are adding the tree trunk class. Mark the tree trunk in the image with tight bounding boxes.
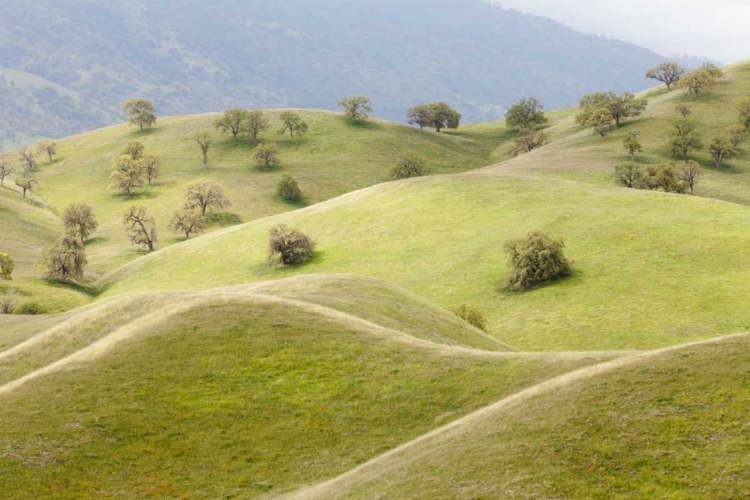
[203,151,208,168]
[48,152,53,161]
[140,123,144,133]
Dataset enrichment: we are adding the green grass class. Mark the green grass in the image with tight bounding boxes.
[27,111,507,276]
[102,174,750,351]
[314,335,750,500]
[0,296,600,499]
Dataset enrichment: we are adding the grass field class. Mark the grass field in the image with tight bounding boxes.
[0,281,607,499]
[295,334,750,500]
[2,60,750,500]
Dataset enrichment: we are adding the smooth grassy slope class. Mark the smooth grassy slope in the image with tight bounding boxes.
[491,60,750,204]
[102,173,750,351]
[26,110,507,276]
[0,186,91,312]
[0,275,514,389]
[0,294,605,500]
[296,334,750,500]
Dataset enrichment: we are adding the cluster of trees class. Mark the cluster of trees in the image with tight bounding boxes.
[407,103,461,132]
[37,202,99,283]
[646,62,725,95]
[109,141,161,195]
[0,139,59,199]
[575,92,648,137]
[615,161,701,194]
[505,98,549,156]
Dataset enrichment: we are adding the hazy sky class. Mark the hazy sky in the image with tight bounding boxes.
[493,0,750,63]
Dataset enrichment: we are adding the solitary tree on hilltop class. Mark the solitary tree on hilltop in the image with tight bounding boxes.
[18,148,36,173]
[122,205,157,252]
[278,112,309,139]
[122,98,157,133]
[428,102,460,132]
[406,105,434,130]
[669,120,702,160]
[339,95,372,122]
[192,130,212,168]
[38,236,87,282]
[169,209,206,240]
[62,203,99,242]
[646,62,685,91]
[215,109,250,141]
[109,155,145,195]
[505,98,547,130]
[183,180,230,216]
[243,110,270,143]
[36,140,58,162]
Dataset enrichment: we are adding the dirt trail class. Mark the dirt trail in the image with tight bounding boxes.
[0,290,628,398]
[281,332,749,500]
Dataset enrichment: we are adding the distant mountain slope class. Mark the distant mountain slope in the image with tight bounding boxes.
[0,0,688,146]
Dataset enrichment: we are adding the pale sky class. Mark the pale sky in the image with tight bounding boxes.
[492,0,750,63]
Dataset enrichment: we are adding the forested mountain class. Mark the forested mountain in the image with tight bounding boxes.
[0,0,696,147]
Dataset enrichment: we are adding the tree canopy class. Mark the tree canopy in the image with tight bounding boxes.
[339,95,372,121]
[645,62,685,90]
[122,98,157,133]
[505,98,547,130]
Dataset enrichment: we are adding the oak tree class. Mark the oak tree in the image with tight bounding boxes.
[505,98,547,130]
[169,209,206,239]
[669,120,702,160]
[18,148,36,173]
[254,143,279,167]
[243,110,270,143]
[645,62,685,90]
[215,109,249,141]
[622,130,642,159]
[614,163,647,189]
[504,232,573,292]
[277,174,302,202]
[267,225,315,266]
[406,105,434,130]
[677,160,702,194]
[38,236,87,282]
[428,102,461,132]
[390,154,429,179]
[109,155,145,195]
[339,95,372,121]
[708,136,739,169]
[16,175,36,198]
[509,128,548,156]
[122,98,157,133]
[0,158,13,186]
[62,203,99,242]
[36,140,58,162]
[183,180,230,215]
[278,112,309,139]
[143,153,160,185]
[0,252,13,280]
[191,130,212,168]
[122,205,157,252]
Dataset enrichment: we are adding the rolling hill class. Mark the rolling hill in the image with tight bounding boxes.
[1,55,749,499]
[0,275,612,499]
[0,0,697,145]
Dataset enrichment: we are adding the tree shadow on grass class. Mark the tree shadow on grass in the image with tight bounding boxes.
[206,212,244,227]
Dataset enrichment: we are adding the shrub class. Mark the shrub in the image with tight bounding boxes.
[452,304,488,331]
[277,174,302,202]
[645,164,689,193]
[268,225,316,266]
[504,232,573,292]
[390,154,429,180]
[1,297,15,314]
[15,301,48,315]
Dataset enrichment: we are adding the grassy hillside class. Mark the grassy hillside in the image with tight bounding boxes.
[102,173,750,351]
[493,62,750,205]
[26,110,526,277]
[292,334,750,500]
[0,280,608,499]
[0,187,91,312]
